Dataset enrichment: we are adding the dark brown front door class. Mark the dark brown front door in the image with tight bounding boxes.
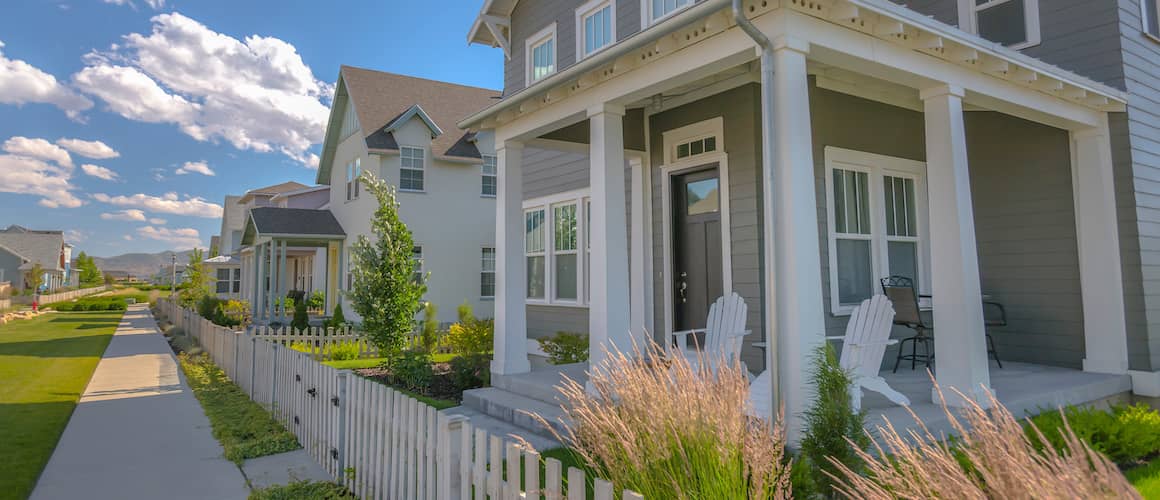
[672,165,724,333]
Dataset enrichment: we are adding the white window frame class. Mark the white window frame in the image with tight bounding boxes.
[481,247,496,299]
[824,147,931,316]
[399,146,425,192]
[1143,0,1160,42]
[525,23,557,86]
[523,188,591,307]
[481,154,497,197]
[576,0,616,60]
[957,0,1041,50]
[345,157,361,201]
[412,246,424,283]
[641,0,693,29]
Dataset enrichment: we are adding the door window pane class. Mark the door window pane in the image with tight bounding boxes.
[685,178,719,215]
[836,239,873,305]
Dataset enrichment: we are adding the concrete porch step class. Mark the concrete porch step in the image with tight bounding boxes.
[490,362,587,405]
[439,406,561,452]
[461,387,572,439]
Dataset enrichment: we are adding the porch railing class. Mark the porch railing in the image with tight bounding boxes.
[157,299,640,500]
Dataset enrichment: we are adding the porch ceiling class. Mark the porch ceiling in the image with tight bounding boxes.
[462,0,1126,138]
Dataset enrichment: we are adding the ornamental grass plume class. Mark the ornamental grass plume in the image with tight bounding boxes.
[527,341,791,499]
[828,381,1141,499]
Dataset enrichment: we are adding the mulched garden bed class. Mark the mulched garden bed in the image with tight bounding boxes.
[354,361,465,404]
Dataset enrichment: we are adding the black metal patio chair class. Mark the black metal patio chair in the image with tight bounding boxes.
[982,300,1006,369]
[880,276,934,372]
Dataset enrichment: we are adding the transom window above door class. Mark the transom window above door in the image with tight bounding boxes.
[958,0,1041,49]
[824,147,930,315]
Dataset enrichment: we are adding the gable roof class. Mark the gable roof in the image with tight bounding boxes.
[0,231,64,271]
[241,207,346,245]
[317,66,500,184]
[238,181,310,204]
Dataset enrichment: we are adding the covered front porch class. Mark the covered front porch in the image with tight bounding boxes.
[464,0,1131,438]
[240,207,346,325]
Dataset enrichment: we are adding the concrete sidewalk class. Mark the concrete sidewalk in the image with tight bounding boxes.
[31,304,249,500]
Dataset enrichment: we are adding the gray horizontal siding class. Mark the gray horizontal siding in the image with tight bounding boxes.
[522,147,590,199]
[527,305,589,339]
[889,0,958,26]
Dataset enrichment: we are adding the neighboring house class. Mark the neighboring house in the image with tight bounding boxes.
[314,66,501,324]
[156,264,187,286]
[462,0,1150,437]
[204,255,242,300]
[0,225,70,292]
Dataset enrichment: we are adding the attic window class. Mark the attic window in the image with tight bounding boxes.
[959,0,1041,50]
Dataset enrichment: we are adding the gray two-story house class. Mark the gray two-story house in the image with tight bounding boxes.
[457,0,1159,439]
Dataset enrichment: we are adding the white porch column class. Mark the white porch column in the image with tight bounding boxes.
[255,243,266,322]
[1072,121,1129,374]
[629,155,652,346]
[278,241,288,323]
[589,104,633,374]
[921,84,992,406]
[768,37,828,439]
[493,140,531,376]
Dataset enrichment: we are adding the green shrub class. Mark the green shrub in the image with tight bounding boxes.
[289,341,317,357]
[327,341,361,361]
[291,302,309,332]
[326,304,347,330]
[796,342,868,498]
[449,353,491,391]
[198,296,225,321]
[419,302,439,353]
[216,300,250,328]
[447,303,493,356]
[307,290,326,310]
[537,332,589,365]
[390,348,433,392]
[1028,403,1160,464]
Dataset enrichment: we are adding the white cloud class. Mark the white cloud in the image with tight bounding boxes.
[92,191,222,218]
[137,225,202,249]
[0,155,84,208]
[56,138,119,159]
[148,217,166,224]
[81,163,118,181]
[0,40,93,119]
[103,0,165,9]
[3,136,73,168]
[100,209,147,221]
[175,160,214,176]
[73,13,330,166]
[64,229,88,243]
[122,234,133,241]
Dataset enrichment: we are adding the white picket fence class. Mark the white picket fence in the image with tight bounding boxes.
[15,285,109,305]
[249,326,381,359]
[158,299,641,500]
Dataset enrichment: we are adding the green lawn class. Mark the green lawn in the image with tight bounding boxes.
[0,311,124,500]
[1128,458,1160,499]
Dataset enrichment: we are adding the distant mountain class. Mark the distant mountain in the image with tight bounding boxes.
[92,250,196,278]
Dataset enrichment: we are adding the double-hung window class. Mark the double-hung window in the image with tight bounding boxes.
[345,158,361,201]
[481,247,496,298]
[526,24,557,85]
[400,146,425,191]
[215,268,239,294]
[524,191,592,306]
[959,0,1041,49]
[481,155,497,197]
[412,246,424,284]
[526,209,547,299]
[577,0,614,59]
[1144,0,1160,40]
[649,0,692,24]
[825,148,929,315]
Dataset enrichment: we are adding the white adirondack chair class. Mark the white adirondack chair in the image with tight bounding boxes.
[670,292,752,375]
[828,295,911,410]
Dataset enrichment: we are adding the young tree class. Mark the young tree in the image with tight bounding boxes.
[179,248,211,306]
[27,263,44,292]
[75,251,102,286]
[348,173,426,353]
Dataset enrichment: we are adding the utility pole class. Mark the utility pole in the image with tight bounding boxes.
[170,252,177,299]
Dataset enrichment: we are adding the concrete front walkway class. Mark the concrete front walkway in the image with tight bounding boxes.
[31,304,249,500]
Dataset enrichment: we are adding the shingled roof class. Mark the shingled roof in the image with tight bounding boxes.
[241,207,345,245]
[317,66,500,184]
[0,230,65,272]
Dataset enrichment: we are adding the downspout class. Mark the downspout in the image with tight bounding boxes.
[732,0,781,419]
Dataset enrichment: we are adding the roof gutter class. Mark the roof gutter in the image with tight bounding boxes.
[459,0,731,129]
[731,0,781,425]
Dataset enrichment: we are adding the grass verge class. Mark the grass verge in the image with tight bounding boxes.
[0,310,123,500]
[178,352,300,463]
[1127,458,1160,499]
[248,480,354,499]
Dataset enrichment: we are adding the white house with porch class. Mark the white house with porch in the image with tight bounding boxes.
[457,0,1138,439]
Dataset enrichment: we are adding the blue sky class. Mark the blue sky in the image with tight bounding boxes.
[0,0,501,257]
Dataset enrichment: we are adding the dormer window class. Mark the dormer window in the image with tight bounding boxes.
[958,0,1041,50]
[526,24,557,85]
[577,0,615,59]
[649,0,692,25]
